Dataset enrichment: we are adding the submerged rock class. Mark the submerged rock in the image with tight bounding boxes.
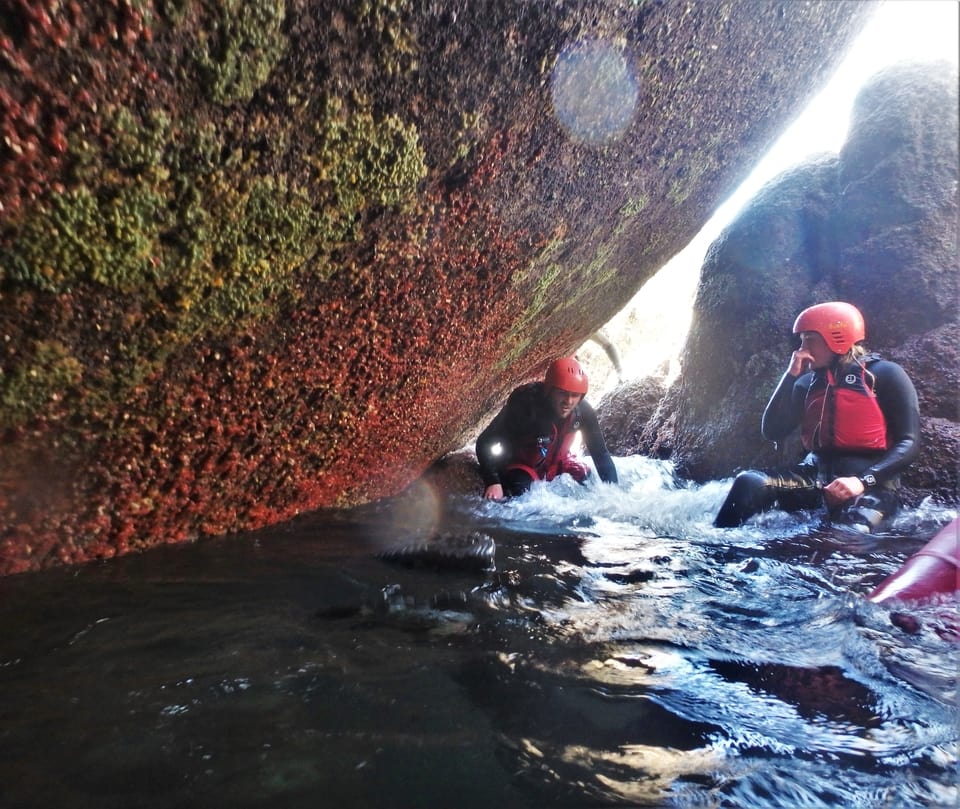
[378,531,497,574]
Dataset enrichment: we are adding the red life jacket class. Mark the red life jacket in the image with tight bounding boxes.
[801,360,888,452]
[507,410,581,482]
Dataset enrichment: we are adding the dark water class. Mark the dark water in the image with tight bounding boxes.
[0,457,957,808]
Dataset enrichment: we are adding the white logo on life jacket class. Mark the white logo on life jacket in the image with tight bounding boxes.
[844,373,857,385]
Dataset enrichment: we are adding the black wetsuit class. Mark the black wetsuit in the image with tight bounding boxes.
[476,382,618,496]
[714,355,920,531]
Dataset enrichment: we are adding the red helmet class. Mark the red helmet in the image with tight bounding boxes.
[793,301,865,354]
[544,357,588,394]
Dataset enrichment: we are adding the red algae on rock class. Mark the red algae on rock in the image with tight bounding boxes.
[0,1,873,572]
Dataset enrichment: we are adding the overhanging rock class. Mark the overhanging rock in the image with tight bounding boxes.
[0,0,872,573]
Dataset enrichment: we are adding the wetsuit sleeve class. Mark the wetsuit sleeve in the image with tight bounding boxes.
[760,372,809,442]
[578,400,619,484]
[475,400,513,488]
[476,386,537,487]
[862,360,921,486]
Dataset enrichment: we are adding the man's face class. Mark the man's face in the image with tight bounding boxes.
[549,386,583,419]
[798,331,836,369]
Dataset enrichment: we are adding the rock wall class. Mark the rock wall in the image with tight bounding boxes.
[626,60,959,505]
[0,1,872,573]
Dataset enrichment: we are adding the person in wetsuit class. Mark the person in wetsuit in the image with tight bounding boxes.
[476,357,619,500]
[714,301,920,532]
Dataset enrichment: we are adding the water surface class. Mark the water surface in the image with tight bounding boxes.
[0,456,956,808]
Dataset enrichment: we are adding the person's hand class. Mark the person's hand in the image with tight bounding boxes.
[559,455,589,483]
[483,484,505,501]
[788,350,815,377]
[822,476,865,508]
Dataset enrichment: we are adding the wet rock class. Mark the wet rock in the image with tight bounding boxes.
[378,531,497,573]
[596,376,667,457]
[0,1,872,573]
[416,448,485,500]
[638,60,959,504]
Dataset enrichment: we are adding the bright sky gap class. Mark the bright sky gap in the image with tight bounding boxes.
[590,0,960,389]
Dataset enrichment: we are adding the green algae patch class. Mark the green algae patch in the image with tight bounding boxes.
[0,92,427,430]
[614,194,649,237]
[451,110,487,165]
[196,0,288,106]
[0,340,83,430]
[2,184,169,294]
[497,229,622,372]
[172,175,321,326]
[357,0,419,77]
[496,255,565,371]
[1,98,426,309]
[1,106,173,294]
[310,102,427,241]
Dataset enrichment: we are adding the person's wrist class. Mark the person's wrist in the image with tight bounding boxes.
[859,473,877,488]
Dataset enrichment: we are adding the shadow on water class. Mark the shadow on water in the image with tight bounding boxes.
[0,456,956,808]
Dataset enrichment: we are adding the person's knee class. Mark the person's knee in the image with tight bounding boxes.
[834,492,898,534]
[714,470,775,527]
[502,467,535,497]
[736,470,772,491]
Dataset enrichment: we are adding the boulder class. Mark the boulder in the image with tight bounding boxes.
[597,376,667,457]
[0,1,872,573]
[638,60,958,504]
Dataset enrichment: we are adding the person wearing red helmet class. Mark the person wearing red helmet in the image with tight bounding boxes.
[476,357,618,499]
[714,301,921,532]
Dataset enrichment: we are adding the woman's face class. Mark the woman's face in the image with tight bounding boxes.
[798,331,836,369]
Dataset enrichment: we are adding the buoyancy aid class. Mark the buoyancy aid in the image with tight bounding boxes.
[507,409,581,482]
[801,356,888,452]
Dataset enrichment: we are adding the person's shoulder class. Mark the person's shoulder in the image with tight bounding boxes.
[507,381,544,405]
[863,355,908,376]
[577,397,598,416]
[863,355,916,392]
[514,380,544,395]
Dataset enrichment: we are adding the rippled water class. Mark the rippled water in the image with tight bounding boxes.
[0,456,956,808]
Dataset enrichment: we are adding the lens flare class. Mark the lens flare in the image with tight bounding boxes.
[551,40,638,144]
[370,478,443,549]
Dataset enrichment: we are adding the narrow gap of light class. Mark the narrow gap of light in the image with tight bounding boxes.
[589,0,959,395]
